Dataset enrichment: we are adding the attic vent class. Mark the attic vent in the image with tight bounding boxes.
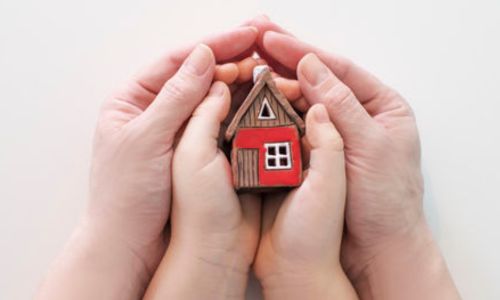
[258,97,276,120]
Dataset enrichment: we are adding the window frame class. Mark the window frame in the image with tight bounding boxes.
[257,97,277,120]
[264,142,292,170]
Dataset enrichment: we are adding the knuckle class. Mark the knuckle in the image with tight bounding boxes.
[381,87,415,117]
[162,75,194,103]
[324,82,355,112]
[325,132,344,151]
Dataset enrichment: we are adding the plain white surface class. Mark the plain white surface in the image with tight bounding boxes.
[1,0,499,299]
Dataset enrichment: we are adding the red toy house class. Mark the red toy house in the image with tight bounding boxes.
[225,67,305,190]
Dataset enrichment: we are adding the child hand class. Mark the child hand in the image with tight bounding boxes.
[253,104,358,300]
[143,82,261,299]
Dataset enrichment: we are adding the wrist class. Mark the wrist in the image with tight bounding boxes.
[145,239,251,300]
[345,219,459,300]
[38,223,150,300]
[259,263,357,300]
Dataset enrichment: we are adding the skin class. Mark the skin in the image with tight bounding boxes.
[214,57,303,103]
[144,82,261,299]
[246,16,461,300]
[143,83,359,299]
[254,104,358,300]
[208,56,358,299]
[37,15,461,300]
[36,26,260,300]
[215,63,239,84]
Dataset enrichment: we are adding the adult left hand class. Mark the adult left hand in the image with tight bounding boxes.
[37,27,258,300]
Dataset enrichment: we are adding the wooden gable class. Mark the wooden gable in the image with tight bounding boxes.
[225,69,305,141]
[238,86,294,128]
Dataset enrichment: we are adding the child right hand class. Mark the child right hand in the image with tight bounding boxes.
[253,104,358,300]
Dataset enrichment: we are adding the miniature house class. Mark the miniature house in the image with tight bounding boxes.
[225,66,305,190]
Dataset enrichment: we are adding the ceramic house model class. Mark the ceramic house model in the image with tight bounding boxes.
[225,66,305,190]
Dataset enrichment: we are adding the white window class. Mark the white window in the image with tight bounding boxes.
[258,97,276,120]
[264,142,292,170]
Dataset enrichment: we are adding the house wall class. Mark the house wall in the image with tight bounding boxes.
[233,126,302,189]
[238,86,294,128]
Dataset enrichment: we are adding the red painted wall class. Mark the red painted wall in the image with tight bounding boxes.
[233,126,302,187]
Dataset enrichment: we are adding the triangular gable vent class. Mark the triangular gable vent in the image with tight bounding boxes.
[258,97,276,120]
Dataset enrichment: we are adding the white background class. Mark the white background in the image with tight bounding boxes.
[1,0,499,299]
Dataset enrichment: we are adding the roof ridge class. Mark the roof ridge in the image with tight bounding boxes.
[224,70,305,141]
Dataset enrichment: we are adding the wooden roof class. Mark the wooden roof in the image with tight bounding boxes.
[225,69,305,141]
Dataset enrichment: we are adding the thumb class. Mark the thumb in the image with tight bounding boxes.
[175,81,230,167]
[294,104,346,233]
[139,44,215,143]
[298,53,376,144]
[305,104,344,178]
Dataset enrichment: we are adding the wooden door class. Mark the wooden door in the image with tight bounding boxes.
[237,148,259,188]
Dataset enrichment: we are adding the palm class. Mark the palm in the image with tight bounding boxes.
[257,187,341,273]
[89,89,172,267]
[87,25,260,272]
[344,93,423,246]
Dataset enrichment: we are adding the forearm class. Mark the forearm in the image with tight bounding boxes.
[36,224,150,300]
[349,220,460,300]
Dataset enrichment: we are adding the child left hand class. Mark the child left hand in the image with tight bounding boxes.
[144,81,261,299]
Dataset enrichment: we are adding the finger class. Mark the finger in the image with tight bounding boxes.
[262,31,389,105]
[241,16,295,78]
[177,81,230,165]
[138,44,216,141]
[261,192,286,236]
[301,135,312,170]
[305,104,344,176]
[274,77,302,101]
[291,97,311,112]
[297,53,377,142]
[135,26,258,95]
[293,104,345,235]
[239,193,262,240]
[214,63,239,84]
[242,14,294,46]
[236,57,259,83]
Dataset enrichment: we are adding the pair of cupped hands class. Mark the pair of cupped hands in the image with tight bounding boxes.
[38,16,460,300]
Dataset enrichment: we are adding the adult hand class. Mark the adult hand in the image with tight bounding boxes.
[37,27,258,300]
[248,17,460,299]
[253,104,358,300]
[144,82,260,299]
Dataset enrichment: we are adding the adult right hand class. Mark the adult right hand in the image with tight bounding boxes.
[249,17,461,300]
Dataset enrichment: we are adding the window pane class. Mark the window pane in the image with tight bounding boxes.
[261,105,271,117]
[268,158,276,167]
[279,145,287,155]
[280,157,288,166]
[268,147,276,155]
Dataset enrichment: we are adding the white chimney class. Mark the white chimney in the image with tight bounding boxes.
[253,65,270,83]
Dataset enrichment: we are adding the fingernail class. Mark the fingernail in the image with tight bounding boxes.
[209,81,226,97]
[255,14,270,21]
[314,104,330,123]
[300,53,329,86]
[248,26,258,34]
[184,44,213,76]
